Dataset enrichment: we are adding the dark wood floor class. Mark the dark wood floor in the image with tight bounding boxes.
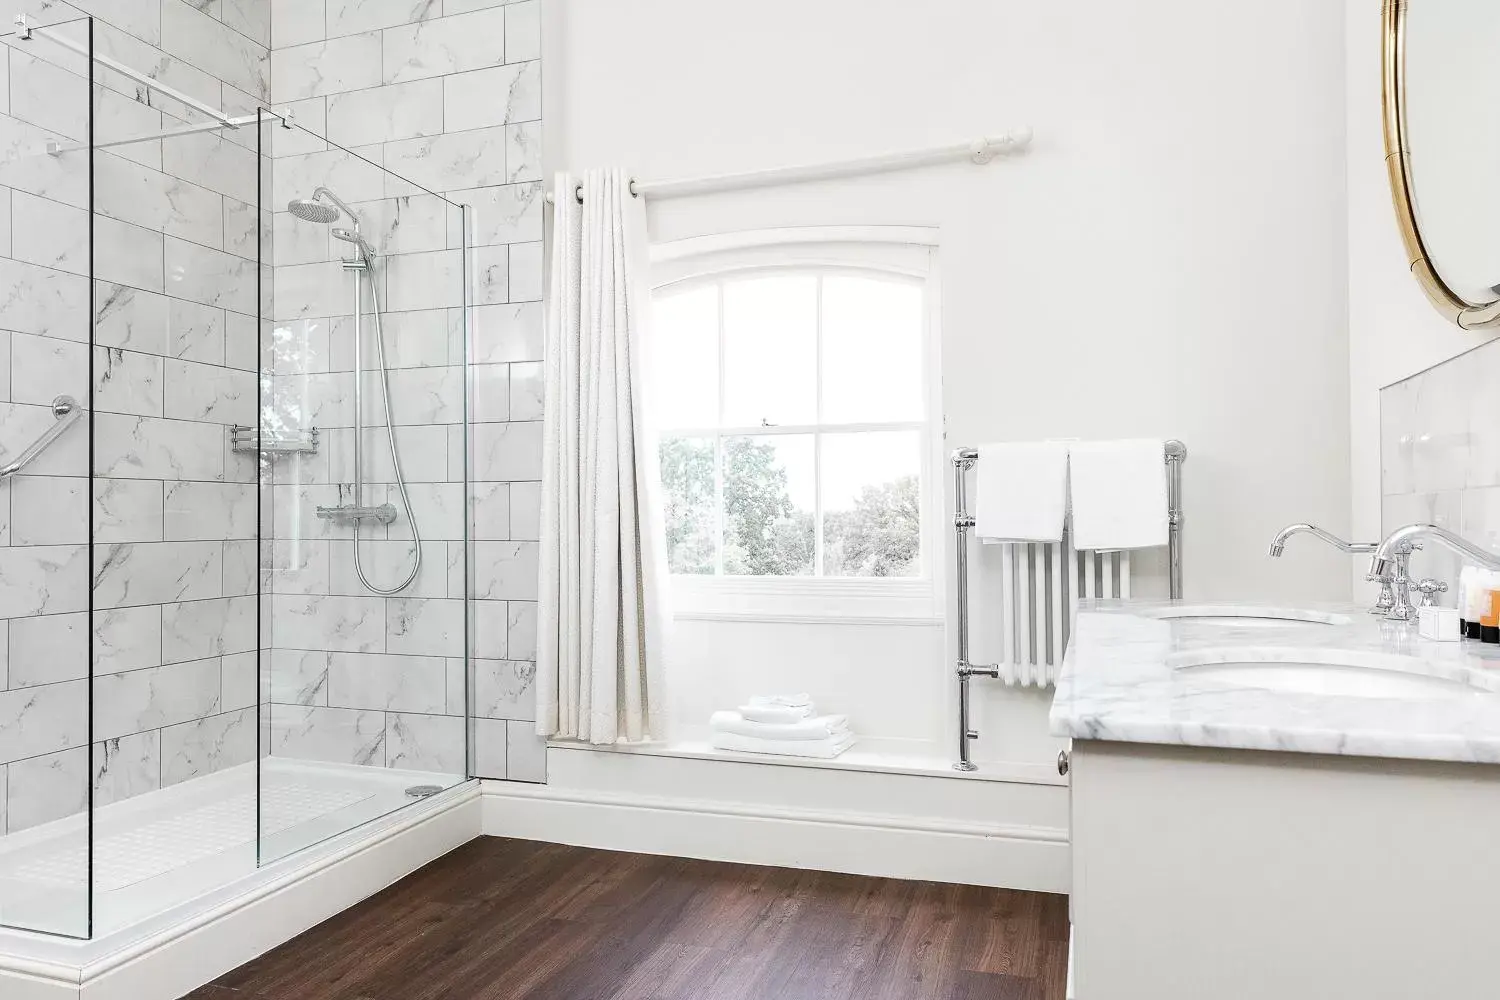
[184,838,1069,1000]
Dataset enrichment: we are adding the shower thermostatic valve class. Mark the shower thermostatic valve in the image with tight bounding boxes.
[316,503,400,526]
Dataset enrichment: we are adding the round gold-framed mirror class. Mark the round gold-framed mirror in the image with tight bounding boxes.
[1382,0,1500,329]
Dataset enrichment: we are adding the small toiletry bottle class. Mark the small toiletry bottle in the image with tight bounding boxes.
[1459,567,1475,636]
[1483,589,1499,645]
[1468,573,1488,640]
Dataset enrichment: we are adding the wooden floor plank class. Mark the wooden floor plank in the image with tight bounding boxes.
[191,839,1069,1000]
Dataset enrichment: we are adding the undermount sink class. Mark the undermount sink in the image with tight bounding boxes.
[1146,606,1352,627]
[1180,662,1481,698]
[1170,649,1496,699]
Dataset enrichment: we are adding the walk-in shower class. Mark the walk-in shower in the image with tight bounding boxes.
[0,15,474,974]
[288,186,423,596]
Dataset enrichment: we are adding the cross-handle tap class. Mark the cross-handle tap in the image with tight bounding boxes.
[1416,578,1449,608]
[1368,523,1499,622]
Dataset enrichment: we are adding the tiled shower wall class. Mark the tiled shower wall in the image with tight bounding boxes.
[1380,336,1500,591]
[0,0,271,833]
[269,0,544,781]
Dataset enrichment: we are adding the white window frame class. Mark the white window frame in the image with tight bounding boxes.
[649,226,945,625]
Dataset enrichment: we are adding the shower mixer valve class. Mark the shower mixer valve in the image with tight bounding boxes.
[317,503,399,526]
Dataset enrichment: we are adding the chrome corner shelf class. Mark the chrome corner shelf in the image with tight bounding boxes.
[231,426,320,456]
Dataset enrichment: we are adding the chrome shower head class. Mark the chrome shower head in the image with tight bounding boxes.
[286,197,341,225]
[333,227,377,261]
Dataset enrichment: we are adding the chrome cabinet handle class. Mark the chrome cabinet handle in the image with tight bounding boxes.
[0,396,81,479]
[1057,750,1070,776]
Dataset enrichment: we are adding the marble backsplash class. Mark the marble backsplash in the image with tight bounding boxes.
[1380,334,1500,596]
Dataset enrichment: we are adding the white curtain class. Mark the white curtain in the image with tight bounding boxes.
[537,169,668,745]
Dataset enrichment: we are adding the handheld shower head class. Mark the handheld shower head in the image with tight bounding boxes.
[333,227,378,261]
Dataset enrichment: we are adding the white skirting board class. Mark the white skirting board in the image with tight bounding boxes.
[1067,926,1076,999]
[0,782,482,1000]
[481,776,1070,893]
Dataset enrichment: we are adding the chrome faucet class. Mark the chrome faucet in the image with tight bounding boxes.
[1268,523,1377,558]
[1268,523,1396,616]
[1368,524,1500,622]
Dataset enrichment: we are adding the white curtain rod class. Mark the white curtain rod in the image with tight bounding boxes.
[544,127,1034,206]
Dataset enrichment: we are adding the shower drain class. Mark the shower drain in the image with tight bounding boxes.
[405,785,444,798]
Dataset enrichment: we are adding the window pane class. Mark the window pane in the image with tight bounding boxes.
[723,434,815,576]
[822,431,922,578]
[652,283,719,429]
[821,274,924,423]
[722,274,817,427]
[659,436,717,574]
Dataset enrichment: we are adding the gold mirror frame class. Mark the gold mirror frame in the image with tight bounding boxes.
[1382,0,1500,329]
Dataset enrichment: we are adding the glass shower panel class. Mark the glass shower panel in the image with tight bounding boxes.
[259,123,469,865]
[0,16,94,939]
[88,29,265,937]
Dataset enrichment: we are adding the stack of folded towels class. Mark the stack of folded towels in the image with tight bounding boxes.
[708,695,854,759]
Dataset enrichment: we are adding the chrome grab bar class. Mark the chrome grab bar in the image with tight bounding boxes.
[0,396,81,479]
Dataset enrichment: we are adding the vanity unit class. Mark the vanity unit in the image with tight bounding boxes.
[1054,602,1500,1000]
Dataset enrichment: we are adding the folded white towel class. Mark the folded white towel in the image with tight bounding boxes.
[710,711,848,741]
[975,442,1069,543]
[710,731,855,759]
[1068,439,1168,550]
[748,693,811,708]
[739,703,813,724]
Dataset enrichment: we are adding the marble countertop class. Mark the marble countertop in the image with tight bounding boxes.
[1049,601,1500,765]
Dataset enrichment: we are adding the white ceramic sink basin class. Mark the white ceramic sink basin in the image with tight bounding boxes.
[1179,661,1482,699]
[1147,606,1352,627]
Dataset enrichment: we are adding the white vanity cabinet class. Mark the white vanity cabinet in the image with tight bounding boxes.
[1054,603,1500,1000]
[1067,739,1500,999]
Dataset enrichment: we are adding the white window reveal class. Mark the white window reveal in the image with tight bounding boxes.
[648,228,943,623]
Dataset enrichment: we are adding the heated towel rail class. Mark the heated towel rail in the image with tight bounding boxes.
[951,441,1186,771]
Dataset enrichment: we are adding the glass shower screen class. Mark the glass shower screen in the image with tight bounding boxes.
[257,116,471,865]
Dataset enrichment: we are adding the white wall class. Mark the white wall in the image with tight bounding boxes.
[1346,0,1499,589]
[547,0,1351,766]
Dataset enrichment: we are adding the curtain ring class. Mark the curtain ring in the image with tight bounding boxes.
[573,179,640,202]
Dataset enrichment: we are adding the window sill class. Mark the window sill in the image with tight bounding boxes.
[673,609,943,626]
[669,576,942,625]
[546,738,1067,787]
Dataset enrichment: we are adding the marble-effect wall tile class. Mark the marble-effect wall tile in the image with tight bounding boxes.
[255,0,547,784]
[0,0,291,821]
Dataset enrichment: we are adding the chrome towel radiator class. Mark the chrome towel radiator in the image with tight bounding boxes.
[951,440,1186,771]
